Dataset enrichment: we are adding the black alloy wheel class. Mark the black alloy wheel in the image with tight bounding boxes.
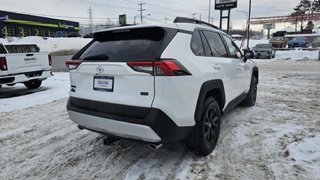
[198,97,221,156]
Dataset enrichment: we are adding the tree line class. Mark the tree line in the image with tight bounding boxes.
[292,0,320,30]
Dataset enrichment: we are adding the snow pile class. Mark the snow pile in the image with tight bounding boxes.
[0,73,69,112]
[275,50,319,60]
[0,36,91,53]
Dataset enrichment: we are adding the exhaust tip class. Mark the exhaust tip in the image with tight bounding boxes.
[148,143,163,150]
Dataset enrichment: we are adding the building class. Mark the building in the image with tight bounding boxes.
[0,10,80,38]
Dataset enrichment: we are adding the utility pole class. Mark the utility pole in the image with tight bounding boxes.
[88,7,93,34]
[138,2,146,23]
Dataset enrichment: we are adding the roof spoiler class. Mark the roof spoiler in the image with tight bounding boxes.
[173,17,219,30]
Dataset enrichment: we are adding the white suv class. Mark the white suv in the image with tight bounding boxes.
[66,17,258,156]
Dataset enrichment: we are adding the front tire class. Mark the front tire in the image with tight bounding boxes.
[243,76,258,106]
[197,97,221,156]
[24,80,42,89]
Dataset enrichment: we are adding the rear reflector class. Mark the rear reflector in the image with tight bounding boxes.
[48,55,52,66]
[0,57,7,71]
[65,60,82,70]
[127,59,191,76]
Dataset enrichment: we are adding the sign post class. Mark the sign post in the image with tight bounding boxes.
[119,14,126,26]
[215,0,237,34]
[263,23,275,39]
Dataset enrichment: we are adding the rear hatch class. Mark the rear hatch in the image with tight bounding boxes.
[69,26,178,114]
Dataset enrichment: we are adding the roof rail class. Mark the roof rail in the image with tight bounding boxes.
[173,17,219,30]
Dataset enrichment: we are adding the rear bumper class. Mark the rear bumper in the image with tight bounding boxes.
[0,70,52,85]
[67,97,193,143]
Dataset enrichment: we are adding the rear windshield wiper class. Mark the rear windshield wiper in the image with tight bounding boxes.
[83,54,109,60]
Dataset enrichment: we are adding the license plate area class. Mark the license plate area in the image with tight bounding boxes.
[93,76,114,92]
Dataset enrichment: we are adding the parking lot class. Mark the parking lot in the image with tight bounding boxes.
[1,59,319,179]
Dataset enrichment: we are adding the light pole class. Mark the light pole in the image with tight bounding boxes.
[237,10,249,49]
[208,0,211,23]
[248,0,252,49]
[134,14,150,25]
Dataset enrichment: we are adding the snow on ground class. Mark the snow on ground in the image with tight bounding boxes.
[1,57,320,179]
[0,36,91,53]
[0,73,69,112]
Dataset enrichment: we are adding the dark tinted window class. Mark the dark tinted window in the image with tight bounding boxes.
[202,31,228,57]
[80,27,176,62]
[191,31,204,56]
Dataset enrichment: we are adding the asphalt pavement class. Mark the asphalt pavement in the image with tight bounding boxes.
[52,55,73,72]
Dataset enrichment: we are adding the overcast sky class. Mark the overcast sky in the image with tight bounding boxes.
[0,0,300,29]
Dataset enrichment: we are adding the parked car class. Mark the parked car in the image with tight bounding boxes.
[312,37,320,48]
[0,43,52,89]
[269,36,287,48]
[53,31,68,38]
[65,17,258,156]
[288,37,308,48]
[68,32,81,37]
[252,43,275,59]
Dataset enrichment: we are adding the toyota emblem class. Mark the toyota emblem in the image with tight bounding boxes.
[96,65,104,74]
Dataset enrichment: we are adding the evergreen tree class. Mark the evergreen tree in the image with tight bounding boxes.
[306,21,315,30]
[312,0,320,12]
[292,0,312,31]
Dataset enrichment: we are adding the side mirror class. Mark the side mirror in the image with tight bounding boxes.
[243,49,255,62]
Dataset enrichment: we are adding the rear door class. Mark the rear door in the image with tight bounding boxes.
[221,35,251,96]
[70,27,177,108]
[200,30,238,103]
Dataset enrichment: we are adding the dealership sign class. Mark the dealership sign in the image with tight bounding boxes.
[215,0,237,10]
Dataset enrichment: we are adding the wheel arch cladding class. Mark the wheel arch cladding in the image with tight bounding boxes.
[194,79,225,122]
[253,67,259,84]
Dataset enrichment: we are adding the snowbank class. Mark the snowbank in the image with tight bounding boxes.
[0,73,69,112]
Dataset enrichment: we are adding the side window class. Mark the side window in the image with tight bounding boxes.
[222,35,242,59]
[202,31,228,57]
[190,31,205,56]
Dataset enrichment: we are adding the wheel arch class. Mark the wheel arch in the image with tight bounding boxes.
[194,79,225,122]
[252,66,259,84]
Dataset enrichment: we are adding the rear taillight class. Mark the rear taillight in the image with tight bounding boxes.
[65,60,82,70]
[0,57,7,71]
[48,55,52,66]
[127,59,191,76]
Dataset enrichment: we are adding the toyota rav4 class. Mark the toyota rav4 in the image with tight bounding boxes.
[66,17,258,156]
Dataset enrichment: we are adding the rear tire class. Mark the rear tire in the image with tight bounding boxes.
[7,83,16,86]
[197,97,221,156]
[243,76,258,106]
[24,80,42,89]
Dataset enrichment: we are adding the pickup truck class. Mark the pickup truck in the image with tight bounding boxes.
[0,43,52,89]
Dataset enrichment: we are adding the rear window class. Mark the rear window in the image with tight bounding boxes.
[4,44,40,53]
[0,44,7,54]
[79,27,177,62]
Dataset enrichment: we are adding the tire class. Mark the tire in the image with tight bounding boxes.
[24,80,42,89]
[243,76,258,106]
[197,97,221,156]
[7,83,16,86]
